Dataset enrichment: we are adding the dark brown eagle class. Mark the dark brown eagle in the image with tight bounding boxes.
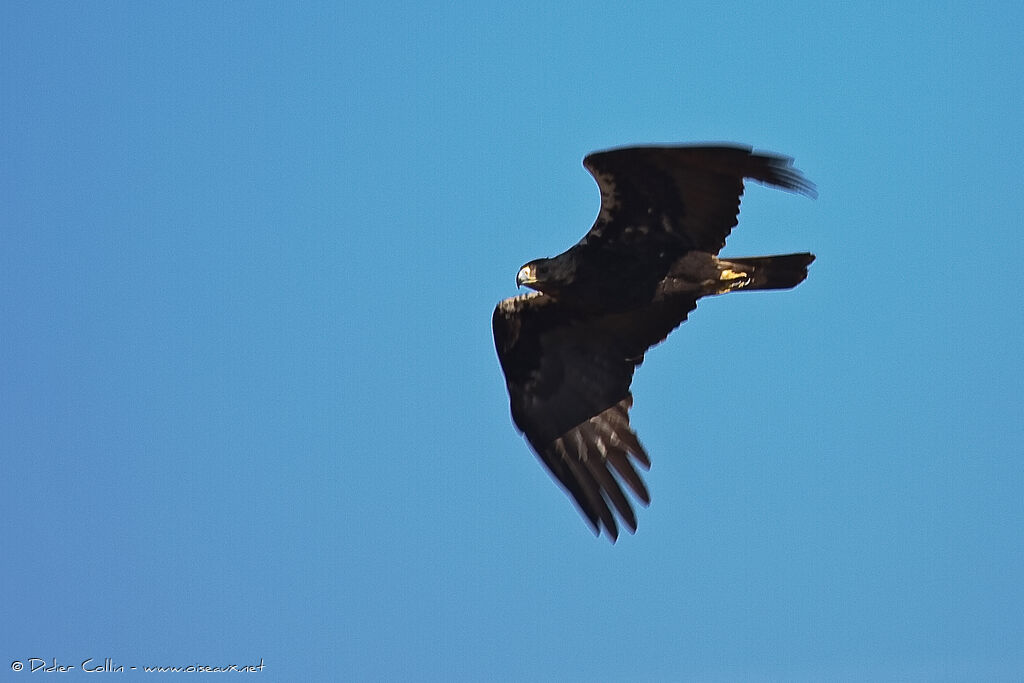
[492,144,816,541]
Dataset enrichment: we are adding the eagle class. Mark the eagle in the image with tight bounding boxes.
[492,144,815,541]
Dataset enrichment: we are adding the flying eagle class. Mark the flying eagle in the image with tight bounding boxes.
[492,144,815,541]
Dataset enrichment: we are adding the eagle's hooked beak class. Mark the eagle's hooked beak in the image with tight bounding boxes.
[516,264,537,288]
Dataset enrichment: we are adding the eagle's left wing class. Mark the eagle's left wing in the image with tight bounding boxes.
[582,145,816,255]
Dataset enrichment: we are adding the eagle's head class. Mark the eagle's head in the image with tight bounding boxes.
[516,260,543,288]
[516,255,576,296]
[516,258,556,291]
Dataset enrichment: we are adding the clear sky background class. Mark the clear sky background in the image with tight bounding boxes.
[2,2,1022,680]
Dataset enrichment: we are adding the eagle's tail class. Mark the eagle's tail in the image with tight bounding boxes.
[718,253,815,292]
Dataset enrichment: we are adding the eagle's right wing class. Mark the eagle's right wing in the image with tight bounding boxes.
[492,292,697,540]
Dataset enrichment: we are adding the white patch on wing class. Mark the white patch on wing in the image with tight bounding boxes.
[497,291,544,313]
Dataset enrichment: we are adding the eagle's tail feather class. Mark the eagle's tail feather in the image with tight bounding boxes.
[720,253,815,292]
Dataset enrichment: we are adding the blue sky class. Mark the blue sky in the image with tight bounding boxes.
[2,2,1022,680]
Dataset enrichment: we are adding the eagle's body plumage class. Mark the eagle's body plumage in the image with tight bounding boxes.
[493,144,815,540]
